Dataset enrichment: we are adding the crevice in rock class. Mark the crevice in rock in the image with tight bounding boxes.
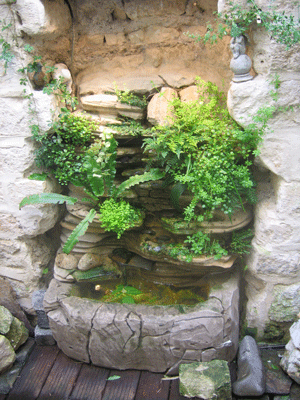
[87,304,102,363]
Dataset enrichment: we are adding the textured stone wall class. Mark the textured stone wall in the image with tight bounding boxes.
[0,0,70,312]
[223,0,300,340]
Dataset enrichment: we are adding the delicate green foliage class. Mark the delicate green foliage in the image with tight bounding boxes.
[99,198,142,239]
[63,209,96,254]
[33,113,97,185]
[24,44,34,53]
[168,231,228,262]
[186,0,300,48]
[28,172,48,181]
[108,119,152,136]
[115,169,164,198]
[113,82,147,108]
[230,228,254,255]
[144,78,265,221]
[0,19,14,72]
[19,193,77,209]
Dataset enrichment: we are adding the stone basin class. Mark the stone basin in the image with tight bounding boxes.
[44,269,240,374]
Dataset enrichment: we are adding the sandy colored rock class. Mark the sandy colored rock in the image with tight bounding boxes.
[55,253,79,270]
[147,87,178,126]
[77,253,103,271]
[179,85,200,102]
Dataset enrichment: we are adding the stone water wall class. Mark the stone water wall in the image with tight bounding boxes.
[0,0,299,344]
[0,0,232,313]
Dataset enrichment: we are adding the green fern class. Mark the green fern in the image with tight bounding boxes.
[63,209,97,254]
[19,193,77,209]
[115,168,164,197]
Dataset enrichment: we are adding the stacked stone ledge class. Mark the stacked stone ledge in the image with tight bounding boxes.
[32,290,55,346]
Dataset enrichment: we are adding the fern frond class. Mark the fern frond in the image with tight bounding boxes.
[170,183,187,210]
[115,168,164,197]
[63,208,97,254]
[19,193,77,209]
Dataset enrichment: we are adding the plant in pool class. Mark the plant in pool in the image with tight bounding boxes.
[168,231,228,262]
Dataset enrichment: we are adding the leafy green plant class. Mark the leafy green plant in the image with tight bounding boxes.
[187,0,300,48]
[230,228,254,255]
[108,119,152,136]
[144,78,265,222]
[168,231,228,262]
[99,198,142,239]
[113,82,147,108]
[32,113,97,186]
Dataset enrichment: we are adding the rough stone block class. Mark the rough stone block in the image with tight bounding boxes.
[32,289,46,311]
[36,310,50,330]
[34,326,56,346]
[179,360,231,400]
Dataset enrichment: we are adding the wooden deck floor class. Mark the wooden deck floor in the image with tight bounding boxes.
[2,345,192,400]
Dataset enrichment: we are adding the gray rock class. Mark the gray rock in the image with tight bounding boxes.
[0,335,16,374]
[233,335,266,397]
[36,310,50,329]
[34,326,56,346]
[179,360,232,400]
[32,289,47,311]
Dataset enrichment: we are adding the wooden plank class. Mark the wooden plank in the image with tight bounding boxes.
[102,369,141,400]
[37,351,82,400]
[135,371,170,400]
[7,345,60,400]
[69,364,110,400]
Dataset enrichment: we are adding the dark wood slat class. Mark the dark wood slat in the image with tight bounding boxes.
[7,345,60,400]
[135,371,170,400]
[0,395,7,400]
[70,363,110,400]
[102,369,141,400]
[37,351,82,400]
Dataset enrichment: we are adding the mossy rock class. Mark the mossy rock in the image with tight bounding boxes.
[72,265,120,282]
[5,317,29,351]
[0,305,14,335]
